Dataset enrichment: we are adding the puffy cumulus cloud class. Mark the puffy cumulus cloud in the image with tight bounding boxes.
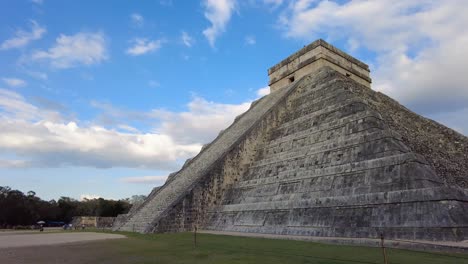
[153,97,251,144]
[278,0,468,132]
[120,175,168,184]
[126,38,162,56]
[0,88,254,169]
[0,89,201,169]
[374,36,468,113]
[2,78,27,87]
[91,95,252,144]
[0,119,201,170]
[32,32,107,69]
[257,86,270,97]
[0,20,46,50]
[202,0,236,47]
[0,122,202,170]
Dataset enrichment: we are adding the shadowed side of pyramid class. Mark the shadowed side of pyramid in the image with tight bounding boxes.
[114,40,468,241]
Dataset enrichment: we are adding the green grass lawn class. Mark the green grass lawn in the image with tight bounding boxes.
[88,231,468,264]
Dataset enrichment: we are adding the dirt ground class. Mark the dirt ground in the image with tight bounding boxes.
[0,232,125,248]
[0,232,126,264]
[0,241,121,264]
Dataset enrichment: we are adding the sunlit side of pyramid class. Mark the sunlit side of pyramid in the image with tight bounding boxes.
[114,39,468,241]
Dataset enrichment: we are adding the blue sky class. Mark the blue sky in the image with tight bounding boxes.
[1,0,467,201]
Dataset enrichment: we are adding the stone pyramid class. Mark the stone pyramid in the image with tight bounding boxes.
[114,39,468,241]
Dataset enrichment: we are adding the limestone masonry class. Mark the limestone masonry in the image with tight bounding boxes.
[114,39,468,241]
[268,39,371,92]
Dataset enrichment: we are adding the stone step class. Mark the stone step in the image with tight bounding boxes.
[216,186,468,212]
[255,130,407,167]
[241,153,428,185]
[264,110,384,148]
[276,97,369,131]
[115,72,307,232]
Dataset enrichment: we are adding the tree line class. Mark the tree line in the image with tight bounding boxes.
[0,186,143,228]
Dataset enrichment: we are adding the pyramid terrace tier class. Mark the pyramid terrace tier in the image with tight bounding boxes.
[138,68,468,242]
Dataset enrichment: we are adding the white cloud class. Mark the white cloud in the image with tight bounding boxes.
[153,97,250,144]
[256,86,270,97]
[245,35,256,45]
[0,20,46,50]
[126,38,162,56]
[80,194,101,201]
[31,0,43,4]
[0,88,39,120]
[117,124,139,133]
[0,89,201,169]
[2,78,27,87]
[120,175,168,184]
[278,0,468,129]
[32,32,107,69]
[131,13,144,27]
[181,31,194,47]
[0,119,201,170]
[202,0,236,47]
[0,88,252,169]
[93,96,251,145]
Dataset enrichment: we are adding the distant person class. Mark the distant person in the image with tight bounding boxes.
[39,224,44,232]
[81,224,85,230]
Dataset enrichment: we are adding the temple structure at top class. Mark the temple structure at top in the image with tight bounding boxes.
[268,39,372,92]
